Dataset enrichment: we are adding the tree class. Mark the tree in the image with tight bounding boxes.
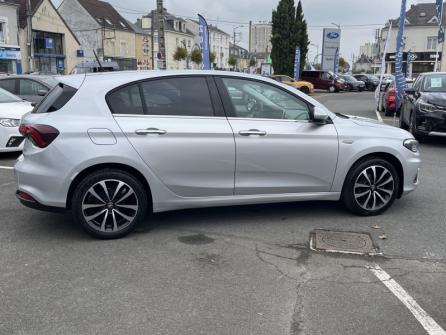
[271,0,309,78]
[228,56,237,68]
[173,47,188,61]
[271,0,296,76]
[294,1,309,76]
[338,57,350,73]
[190,48,202,65]
[249,58,256,67]
[209,52,216,64]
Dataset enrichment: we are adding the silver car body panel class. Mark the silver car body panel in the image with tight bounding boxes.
[15,71,421,213]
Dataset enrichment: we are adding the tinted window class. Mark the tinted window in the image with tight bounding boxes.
[19,79,48,96]
[0,79,16,94]
[140,77,214,117]
[108,84,144,115]
[33,83,77,113]
[302,71,318,78]
[222,78,310,120]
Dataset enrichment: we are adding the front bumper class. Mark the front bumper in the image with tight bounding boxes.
[414,110,446,137]
[0,126,24,152]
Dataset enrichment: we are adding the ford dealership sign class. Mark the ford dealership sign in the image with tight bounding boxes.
[326,32,340,39]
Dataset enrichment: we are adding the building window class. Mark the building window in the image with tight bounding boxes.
[427,36,438,50]
[105,18,113,26]
[0,22,5,43]
[33,30,64,55]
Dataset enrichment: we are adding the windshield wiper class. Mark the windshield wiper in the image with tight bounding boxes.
[335,112,349,119]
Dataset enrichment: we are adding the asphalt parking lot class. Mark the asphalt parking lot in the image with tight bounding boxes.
[1,91,445,335]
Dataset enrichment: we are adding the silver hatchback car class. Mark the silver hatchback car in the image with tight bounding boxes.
[15,71,421,239]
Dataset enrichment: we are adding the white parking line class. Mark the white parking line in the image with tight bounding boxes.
[375,110,383,123]
[0,166,14,170]
[369,264,446,335]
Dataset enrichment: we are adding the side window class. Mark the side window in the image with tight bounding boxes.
[19,79,48,96]
[108,84,144,115]
[33,84,77,114]
[0,79,16,94]
[221,78,310,121]
[321,72,331,80]
[140,77,214,117]
[413,76,422,91]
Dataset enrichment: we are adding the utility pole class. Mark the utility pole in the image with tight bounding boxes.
[248,21,252,53]
[156,0,166,70]
[26,0,34,72]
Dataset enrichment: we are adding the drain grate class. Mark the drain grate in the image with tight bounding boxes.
[310,229,379,256]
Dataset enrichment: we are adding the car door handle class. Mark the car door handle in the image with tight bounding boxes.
[135,128,167,135]
[239,129,267,136]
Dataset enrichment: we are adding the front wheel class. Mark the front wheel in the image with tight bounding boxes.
[72,169,148,239]
[300,86,310,94]
[342,158,399,216]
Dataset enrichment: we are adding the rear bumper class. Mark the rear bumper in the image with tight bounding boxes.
[16,190,66,213]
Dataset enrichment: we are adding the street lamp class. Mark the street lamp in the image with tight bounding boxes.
[331,22,341,30]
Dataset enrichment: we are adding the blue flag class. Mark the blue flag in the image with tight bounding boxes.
[333,48,339,74]
[198,14,210,70]
[395,0,407,110]
[436,0,444,43]
[406,50,411,79]
[294,47,301,80]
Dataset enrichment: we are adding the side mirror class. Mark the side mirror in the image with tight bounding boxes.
[311,107,329,124]
[37,89,48,96]
[404,87,417,96]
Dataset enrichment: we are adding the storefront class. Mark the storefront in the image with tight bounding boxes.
[32,30,65,74]
[0,47,21,74]
[385,52,441,77]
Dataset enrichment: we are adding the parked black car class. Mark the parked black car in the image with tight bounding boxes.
[353,74,379,91]
[0,75,58,103]
[341,75,365,91]
[401,72,446,142]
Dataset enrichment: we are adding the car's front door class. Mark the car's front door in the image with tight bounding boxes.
[216,77,339,195]
[110,76,235,197]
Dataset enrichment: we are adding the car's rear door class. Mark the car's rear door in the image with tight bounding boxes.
[215,76,338,195]
[109,76,235,197]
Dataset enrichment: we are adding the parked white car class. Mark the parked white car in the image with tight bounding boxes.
[0,88,33,152]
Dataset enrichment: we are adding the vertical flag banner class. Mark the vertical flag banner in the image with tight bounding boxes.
[334,48,340,74]
[198,14,211,70]
[294,46,301,80]
[436,0,444,42]
[406,49,412,79]
[395,0,407,111]
[375,22,393,102]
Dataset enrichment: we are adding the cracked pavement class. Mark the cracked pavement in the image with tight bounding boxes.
[0,91,445,334]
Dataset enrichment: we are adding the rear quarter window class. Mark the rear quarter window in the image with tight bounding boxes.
[33,83,77,114]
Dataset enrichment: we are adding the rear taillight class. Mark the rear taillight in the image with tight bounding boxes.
[19,124,59,148]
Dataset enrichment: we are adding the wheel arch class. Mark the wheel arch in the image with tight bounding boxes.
[66,163,153,210]
[342,152,404,198]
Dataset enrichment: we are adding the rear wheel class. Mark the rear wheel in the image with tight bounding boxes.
[342,158,399,216]
[72,169,148,239]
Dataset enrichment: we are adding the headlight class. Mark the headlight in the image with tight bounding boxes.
[403,139,419,153]
[0,118,20,127]
[419,100,436,112]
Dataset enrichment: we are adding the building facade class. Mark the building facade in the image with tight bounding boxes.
[359,42,378,59]
[249,22,272,57]
[138,11,195,70]
[126,20,151,70]
[380,3,446,76]
[185,19,230,69]
[0,1,21,74]
[58,0,137,71]
[17,0,81,74]
[229,42,249,71]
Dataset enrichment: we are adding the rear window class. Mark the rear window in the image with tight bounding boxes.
[32,83,77,114]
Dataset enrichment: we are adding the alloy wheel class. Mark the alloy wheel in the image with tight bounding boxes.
[354,165,395,211]
[81,179,139,233]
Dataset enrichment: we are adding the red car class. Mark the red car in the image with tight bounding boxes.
[380,79,414,116]
[301,70,345,93]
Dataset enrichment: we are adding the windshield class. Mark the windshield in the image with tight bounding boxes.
[422,74,446,92]
[343,75,356,81]
[0,88,22,103]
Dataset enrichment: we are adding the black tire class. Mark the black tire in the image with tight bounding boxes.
[300,86,310,94]
[72,169,149,239]
[342,157,399,216]
[384,106,392,117]
[359,87,363,92]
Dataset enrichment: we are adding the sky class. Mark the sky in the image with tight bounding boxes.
[53,0,435,65]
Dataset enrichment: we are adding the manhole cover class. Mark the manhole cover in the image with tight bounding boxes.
[310,230,378,255]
